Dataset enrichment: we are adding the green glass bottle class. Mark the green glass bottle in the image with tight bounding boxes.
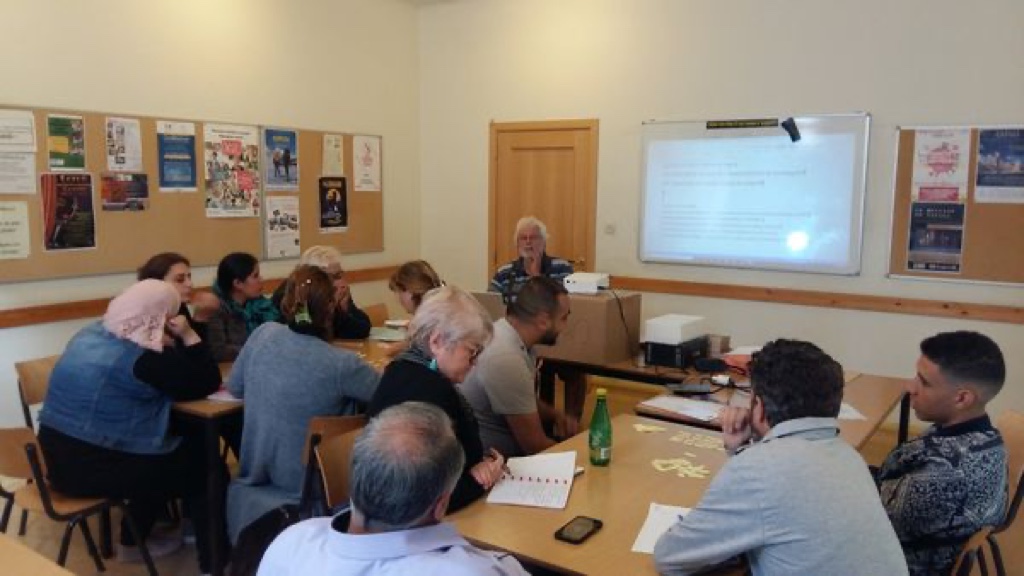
[589,388,612,466]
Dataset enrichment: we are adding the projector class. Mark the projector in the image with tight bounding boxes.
[563,272,609,294]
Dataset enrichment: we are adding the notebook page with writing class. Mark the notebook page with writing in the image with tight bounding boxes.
[487,451,576,509]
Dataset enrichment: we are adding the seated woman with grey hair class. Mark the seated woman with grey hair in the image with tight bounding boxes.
[271,245,372,339]
[367,286,506,512]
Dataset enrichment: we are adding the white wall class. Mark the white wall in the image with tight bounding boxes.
[418,0,1024,415]
[0,0,421,426]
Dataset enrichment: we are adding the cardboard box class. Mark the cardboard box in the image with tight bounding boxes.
[535,291,641,365]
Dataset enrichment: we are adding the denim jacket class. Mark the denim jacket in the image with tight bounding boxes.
[39,321,179,455]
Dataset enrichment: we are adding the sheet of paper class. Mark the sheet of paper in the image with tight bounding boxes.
[207,388,241,402]
[369,326,406,342]
[0,201,30,259]
[640,395,723,421]
[632,502,690,554]
[724,345,761,356]
[0,152,35,193]
[838,402,866,421]
[487,451,575,509]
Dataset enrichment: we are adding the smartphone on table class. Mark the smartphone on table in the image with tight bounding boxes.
[554,516,603,544]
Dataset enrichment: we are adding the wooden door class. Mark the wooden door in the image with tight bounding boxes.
[488,120,598,276]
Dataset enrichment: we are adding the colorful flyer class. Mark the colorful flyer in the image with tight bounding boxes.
[40,173,95,250]
[157,121,197,191]
[976,128,1024,203]
[47,114,86,171]
[265,195,300,258]
[911,128,970,202]
[204,123,260,218]
[105,117,143,172]
[319,176,348,232]
[352,135,381,192]
[322,133,345,176]
[0,200,31,259]
[906,202,965,273]
[100,172,149,211]
[264,128,299,190]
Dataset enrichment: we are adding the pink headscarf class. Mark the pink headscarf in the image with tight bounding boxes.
[103,279,181,352]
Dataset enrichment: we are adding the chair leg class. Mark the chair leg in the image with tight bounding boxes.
[99,508,113,558]
[980,550,990,576]
[18,509,28,536]
[0,497,12,532]
[989,535,1006,576]
[119,504,158,576]
[57,517,78,566]
[79,518,106,572]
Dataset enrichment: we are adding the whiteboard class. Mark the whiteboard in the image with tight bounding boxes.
[639,114,870,275]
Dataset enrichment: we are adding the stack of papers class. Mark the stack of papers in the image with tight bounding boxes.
[368,327,406,342]
[487,451,576,509]
[632,502,691,554]
[207,388,241,402]
[639,395,723,422]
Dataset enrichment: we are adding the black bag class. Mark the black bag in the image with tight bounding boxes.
[229,505,303,576]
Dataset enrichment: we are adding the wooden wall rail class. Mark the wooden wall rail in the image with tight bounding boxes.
[611,276,1024,325]
[0,265,399,330]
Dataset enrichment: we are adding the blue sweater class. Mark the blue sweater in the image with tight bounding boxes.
[226,323,380,542]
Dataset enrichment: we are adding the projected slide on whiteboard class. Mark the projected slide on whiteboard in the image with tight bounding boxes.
[639,114,870,275]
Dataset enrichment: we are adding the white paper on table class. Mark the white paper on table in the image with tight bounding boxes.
[632,502,691,554]
[207,389,242,402]
[838,402,866,421]
[487,451,575,509]
[369,326,406,342]
[639,395,723,422]
[724,345,761,356]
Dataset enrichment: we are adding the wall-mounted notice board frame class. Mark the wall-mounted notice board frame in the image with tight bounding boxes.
[0,105,383,283]
[889,126,1024,285]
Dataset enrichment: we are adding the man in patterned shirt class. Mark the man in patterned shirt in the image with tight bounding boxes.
[490,216,574,300]
[876,331,1008,576]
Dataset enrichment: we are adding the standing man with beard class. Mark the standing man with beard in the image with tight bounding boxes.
[461,277,578,457]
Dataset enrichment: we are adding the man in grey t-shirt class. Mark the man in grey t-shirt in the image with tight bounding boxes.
[460,277,578,457]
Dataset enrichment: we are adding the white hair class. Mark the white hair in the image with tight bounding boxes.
[408,286,493,352]
[514,216,548,244]
[300,245,343,271]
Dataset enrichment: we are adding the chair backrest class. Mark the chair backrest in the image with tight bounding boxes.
[952,526,993,576]
[314,429,363,510]
[0,427,38,481]
[302,415,367,466]
[14,355,60,429]
[363,303,389,328]
[996,410,1024,531]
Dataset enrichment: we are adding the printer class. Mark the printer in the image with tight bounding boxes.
[642,314,709,369]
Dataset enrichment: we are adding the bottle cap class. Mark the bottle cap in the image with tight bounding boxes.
[596,388,607,397]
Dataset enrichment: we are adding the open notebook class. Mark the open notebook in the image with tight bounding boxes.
[487,451,576,509]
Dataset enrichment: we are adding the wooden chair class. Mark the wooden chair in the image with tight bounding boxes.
[952,526,993,576]
[315,429,364,511]
[0,427,158,575]
[4,355,60,536]
[988,410,1024,576]
[363,303,389,328]
[298,415,367,515]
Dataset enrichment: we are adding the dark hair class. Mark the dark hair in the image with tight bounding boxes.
[350,403,464,530]
[388,260,442,309]
[138,252,190,281]
[749,339,844,426]
[507,276,567,321]
[920,331,1005,398]
[280,265,335,341]
[216,252,259,297]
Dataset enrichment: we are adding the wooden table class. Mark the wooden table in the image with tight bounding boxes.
[171,339,390,576]
[635,373,907,450]
[449,414,742,576]
[1,534,74,576]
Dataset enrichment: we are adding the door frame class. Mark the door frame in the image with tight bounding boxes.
[488,119,599,277]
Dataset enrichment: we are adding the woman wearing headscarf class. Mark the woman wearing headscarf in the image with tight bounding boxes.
[367,286,505,513]
[207,252,281,361]
[37,279,223,573]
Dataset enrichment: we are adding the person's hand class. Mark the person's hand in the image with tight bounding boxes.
[557,413,580,438]
[470,448,506,489]
[166,314,201,346]
[335,283,352,312]
[717,406,753,453]
[190,291,219,323]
